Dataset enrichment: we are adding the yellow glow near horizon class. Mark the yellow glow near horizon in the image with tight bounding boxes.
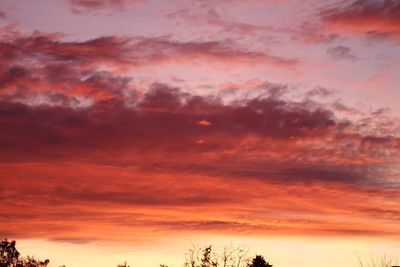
[17,236,400,267]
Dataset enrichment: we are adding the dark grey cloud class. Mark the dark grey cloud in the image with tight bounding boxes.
[327,45,358,60]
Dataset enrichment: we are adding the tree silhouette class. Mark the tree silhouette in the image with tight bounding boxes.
[1,239,277,267]
[1,239,20,267]
[0,239,49,267]
[221,244,249,267]
[184,244,250,267]
[184,245,218,267]
[117,262,130,267]
[247,255,272,267]
[200,246,218,267]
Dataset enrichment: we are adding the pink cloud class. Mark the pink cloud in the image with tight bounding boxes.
[69,0,143,13]
[322,0,400,41]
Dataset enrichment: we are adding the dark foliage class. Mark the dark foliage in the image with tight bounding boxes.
[248,255,273,267]
[0,239,49,267]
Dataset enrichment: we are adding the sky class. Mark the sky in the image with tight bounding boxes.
[0,0,400,266]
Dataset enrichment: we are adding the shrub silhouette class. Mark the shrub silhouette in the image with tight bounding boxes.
[357,254,399,267]
[247,255,273,267]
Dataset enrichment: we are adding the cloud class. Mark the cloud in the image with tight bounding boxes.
[1,161,400,242]
[167,8,266,37]
[0,32,296,103]
[167,3,339,46]
[322,0,400,41]
[69,0,143,13]
[129,36,298,67]
[1,32,281,69]
[1,29,400,243]
[327,45,358,61]
[0,81,398,186]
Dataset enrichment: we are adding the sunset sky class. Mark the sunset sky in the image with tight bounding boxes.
[0,0,400,266]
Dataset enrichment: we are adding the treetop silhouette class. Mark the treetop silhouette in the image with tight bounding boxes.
[0,239,49,267]
[247,255,273,267]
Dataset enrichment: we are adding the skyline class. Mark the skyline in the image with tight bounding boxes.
[0,1,400,266]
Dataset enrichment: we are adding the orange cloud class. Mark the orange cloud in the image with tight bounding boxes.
[198,119,212,126]
[1,161,400,243]
[1,25,400,246]
[1,77,400,243]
